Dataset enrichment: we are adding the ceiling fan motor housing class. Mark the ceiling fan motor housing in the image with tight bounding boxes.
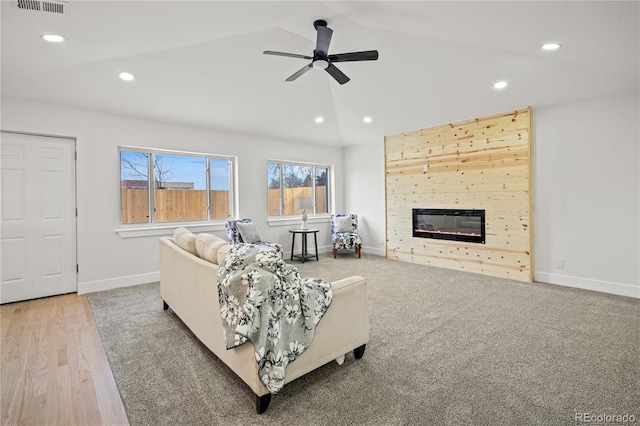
[313,19,328,30]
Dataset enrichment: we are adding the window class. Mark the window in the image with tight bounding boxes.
[267,161,330,217]
[120,147,234,225]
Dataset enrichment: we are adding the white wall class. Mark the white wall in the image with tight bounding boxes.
[343,141,387,256]
[534,93,639,298]
[4,93,638,299]
[1,98,344,293]
[345,93,640,298]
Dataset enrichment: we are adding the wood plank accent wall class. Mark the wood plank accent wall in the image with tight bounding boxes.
[385,108,533,282]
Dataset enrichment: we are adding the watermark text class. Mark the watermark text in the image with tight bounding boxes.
[575,412,636,424]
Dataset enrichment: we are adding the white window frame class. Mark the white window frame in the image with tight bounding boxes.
[266,160,333,226]
[115,146,237,238]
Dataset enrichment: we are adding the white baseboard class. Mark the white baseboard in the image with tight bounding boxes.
[78,263,638,300]
[362,246,385,257]
[79,246,385,295]
[285,244,385,258]
[317,244,332,254]
[78,271,160,294]
[535,271,639,299]
[284,244,331,260]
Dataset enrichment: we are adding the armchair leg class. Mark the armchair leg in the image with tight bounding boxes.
[256,393,271,414]
[354,344,366,359]
[333,249,337,258]
[162,300,169,310]
[356,247,361,258]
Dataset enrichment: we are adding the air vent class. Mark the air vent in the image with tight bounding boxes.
[11,0,68,14]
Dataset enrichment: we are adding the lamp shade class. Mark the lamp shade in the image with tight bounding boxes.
[297,197,313,210]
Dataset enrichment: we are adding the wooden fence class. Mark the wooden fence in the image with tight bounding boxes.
[267,186,327,216]
[121,189,230,224]
[121,186,327,224]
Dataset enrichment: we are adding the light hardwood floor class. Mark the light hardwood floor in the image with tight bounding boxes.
[1,293,129,425]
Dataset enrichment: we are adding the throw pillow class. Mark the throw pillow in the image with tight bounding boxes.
[195,233,227,264]
[173,227,197,254]
[237,222,262,244]
[334,216,353,233]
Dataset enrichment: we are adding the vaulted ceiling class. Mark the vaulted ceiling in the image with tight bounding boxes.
[2,1,638,146]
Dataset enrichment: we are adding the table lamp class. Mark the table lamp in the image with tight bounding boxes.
[297,197,313,229]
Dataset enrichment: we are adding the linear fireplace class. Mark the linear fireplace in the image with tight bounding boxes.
[413,208,485,244]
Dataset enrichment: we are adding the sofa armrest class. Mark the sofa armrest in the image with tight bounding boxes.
[282,275,369,385]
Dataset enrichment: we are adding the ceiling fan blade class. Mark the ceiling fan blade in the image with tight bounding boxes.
[264,51,313,60]
[325,63,350,85]
[315,25,333,55]
[285,63,313,82]
[329,50,379,62]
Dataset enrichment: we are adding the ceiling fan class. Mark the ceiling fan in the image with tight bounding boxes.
[264,19,379,85]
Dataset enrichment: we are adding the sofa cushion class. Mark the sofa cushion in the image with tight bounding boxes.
[334,216,353,233]
[237,222,262,244]
[216,244,231,266]
[173,227,197,255]
[195,233,227,264]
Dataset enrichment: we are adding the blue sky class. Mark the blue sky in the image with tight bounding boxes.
[120,151,230,190]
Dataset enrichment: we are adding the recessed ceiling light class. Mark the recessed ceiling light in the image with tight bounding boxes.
[41,34,65,43]
[118,72,135,82]
[541,43,562,51]
[363,116,372,123]
[493,81,508,90]
[315,116,324,124]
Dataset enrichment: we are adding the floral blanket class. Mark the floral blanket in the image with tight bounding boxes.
[217,243,332,393]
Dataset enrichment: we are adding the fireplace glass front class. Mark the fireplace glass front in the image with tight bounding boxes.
[412,209,485,244]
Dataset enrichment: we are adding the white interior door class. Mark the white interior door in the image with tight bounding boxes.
[1,132,76,304]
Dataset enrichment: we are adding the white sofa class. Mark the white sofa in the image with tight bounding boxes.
[159,232,369,413]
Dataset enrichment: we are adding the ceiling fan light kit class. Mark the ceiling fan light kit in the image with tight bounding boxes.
[264,19,379,85]
[313,59,329,70]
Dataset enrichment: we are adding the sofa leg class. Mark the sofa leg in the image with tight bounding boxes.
[256,393,271,414]
[333,249,337,258]
[162,300,169,311]
[353,344,366,359]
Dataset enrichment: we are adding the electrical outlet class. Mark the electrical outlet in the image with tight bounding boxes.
[556,258,565,269]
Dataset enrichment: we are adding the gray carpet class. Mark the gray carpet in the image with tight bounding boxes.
[87,253,640,426]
